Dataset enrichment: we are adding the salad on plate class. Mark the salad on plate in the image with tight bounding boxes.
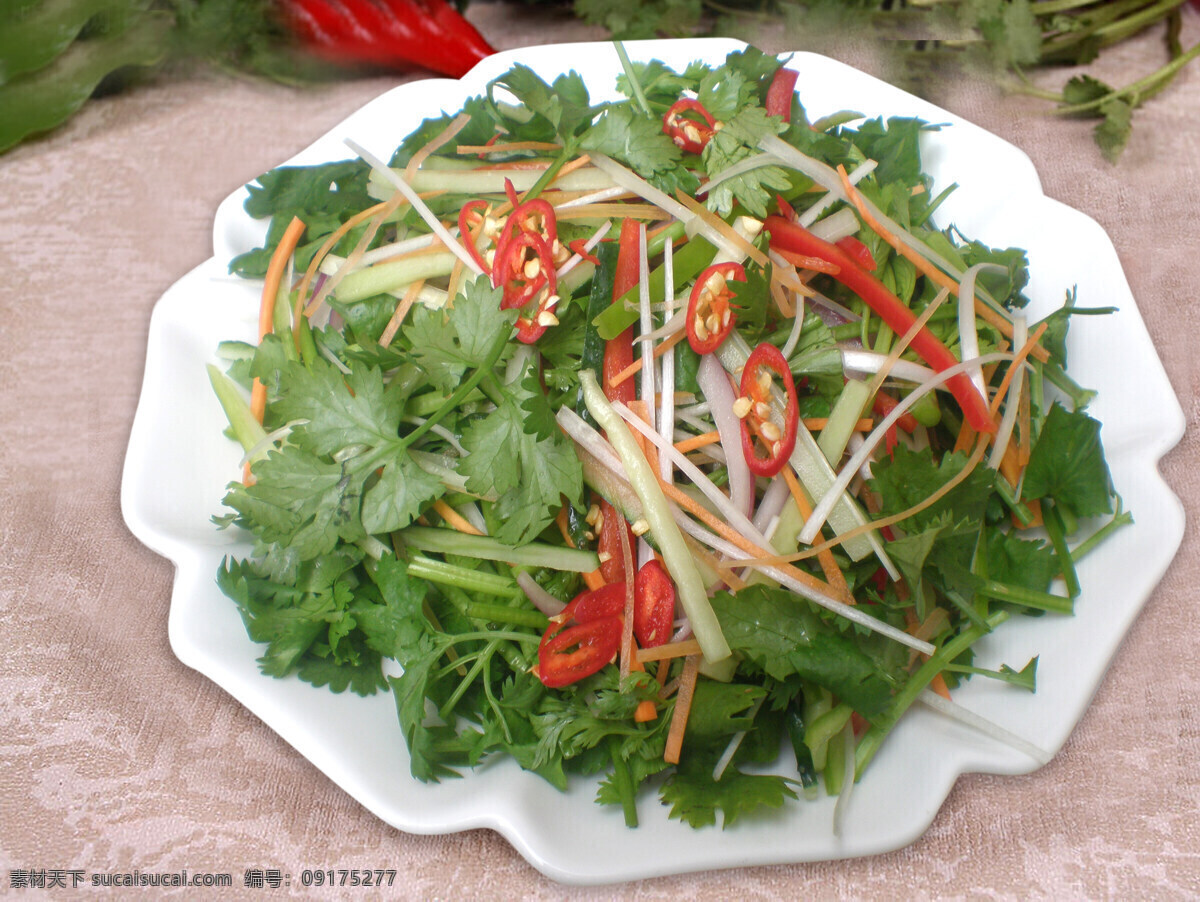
[205,42,1125,831]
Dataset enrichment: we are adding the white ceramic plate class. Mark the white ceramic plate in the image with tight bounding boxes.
[121,38,1185,884]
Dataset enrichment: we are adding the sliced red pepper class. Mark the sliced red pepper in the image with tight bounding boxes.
[765,67,799,122]
[663,99,717,155]
[277,0,495,79]
[537,616,623,688]
[457,198,492,275]
[835,235,877,272]
[685,262,744,354]
[568,238,601,266]
[764,215,996,434]
[561,582,626,624]
[633,560,675,649]
[596,499,632,585]
[872,389,920,433]
[739,341,799,478]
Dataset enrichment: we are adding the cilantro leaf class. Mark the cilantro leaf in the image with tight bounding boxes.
[406,280,513,393]
[1022,402,1113,518]
[581,104,694,197]
[488,65,592,142]
[1095,98,1133,164]
[870,444,996,532]
[274,359,405,456]
[661,750,796,829]
[361,456,442,535]
[710,585,899,718]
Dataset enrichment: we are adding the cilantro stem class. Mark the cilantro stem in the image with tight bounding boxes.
[976,578,1073,614]
[1072,500,1133,561]
[407,554,521,597]
[613,41,652,118]
[607,734,639,828]
[439,638,501,720]
[994,475,1035,526]
[523,148,572,202]
[1052,39,1200,115]
[400,328,510,449]
[462,601,549,631]
[1042,499,1082,599]
[401,526,601,572]
[855,611,1009,778]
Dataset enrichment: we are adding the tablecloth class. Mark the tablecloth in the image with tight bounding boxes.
[2,4,1197,897]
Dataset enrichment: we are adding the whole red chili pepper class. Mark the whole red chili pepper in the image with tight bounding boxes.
[685,262,744,354]
[738,341,799,478]
[764,215,996,434]
[277,0,495,79]
[663,98,717,154]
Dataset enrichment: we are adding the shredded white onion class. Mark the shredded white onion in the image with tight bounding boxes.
[712,697,765,782]
[807,206,862,243]
[800,351,1015,546]
[753,475,791,535]
[918,689,1052,765]
[240,419,306,467]
[988,313,1028,471]
[697,354,753,520]
[554,185,630,210]
[831,721,857,837]
[958,263,1005,404]
[402,416,465,456]
[840,349,938,386]
[659,238,677,484]
[345,139,484,277]
[517,572,566,618]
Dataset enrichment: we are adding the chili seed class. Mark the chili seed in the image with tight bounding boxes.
[631,518,651,536]
[760,421,782,442]
[733,397,753,418]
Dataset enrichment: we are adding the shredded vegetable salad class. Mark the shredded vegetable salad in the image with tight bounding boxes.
[208,44,1128,830]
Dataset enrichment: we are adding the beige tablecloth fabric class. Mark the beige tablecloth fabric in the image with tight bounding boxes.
[2,5,1198,896]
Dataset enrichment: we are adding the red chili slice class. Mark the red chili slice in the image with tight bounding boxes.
[562,582,626,624]
[458,199,492,275]
[537,616,622,688]
[663,99,717,154]
[765,67,799,122]
[738,342,799,478]
[494,230,558,344]
[686,262,744,355]
[633,560,675,649]
[596,499,634,585]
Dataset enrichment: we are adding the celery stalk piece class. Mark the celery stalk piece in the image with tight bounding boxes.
[206,364,268,456]
[399,526,599,573]
[579,370,731,664]
[817,378,872,465]
[367,167,614,200]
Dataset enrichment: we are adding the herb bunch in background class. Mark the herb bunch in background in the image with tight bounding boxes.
[568,0,1200,161]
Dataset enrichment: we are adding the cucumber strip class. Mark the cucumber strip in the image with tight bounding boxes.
[206,364,268,454]
[335,251,458,304]
[580,370,731,663]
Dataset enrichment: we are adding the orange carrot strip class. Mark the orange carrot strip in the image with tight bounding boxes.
[802,417,873,432]
[988,322,1049,418]
[405,112,471,183]
[609,329,687,388]
[379,279,425,348]
[674,431,720,454]
[432,499,484,536]
[556,204,662,221]
[652,470,838,599]
[637,639,703,664]
[782,466,853,605]
[664,655,701,764]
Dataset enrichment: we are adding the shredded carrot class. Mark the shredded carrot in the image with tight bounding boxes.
[836,164,1049,363]
[904,608,951,699]
[803,417,873,432]
[782,467,853,605]
[998,437,1022,490]
[664,655,701,764]
[609,329,687,388]
[652,469,839,600]
[1017,498,1044,530]
[553,154,592,180]
[455,140,562,154]
[988,322,1049,418]
[246,216,307,484]
[444,255,465,310]
[674,431,720,454]
[432,499,484,536]
[405,112,471,183]
[557,507,605,591]
[379,279,425,348]
[293,202,388,348]
[1018,378,1032,467]
[769,275,795,318]
[637,639,703,664]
